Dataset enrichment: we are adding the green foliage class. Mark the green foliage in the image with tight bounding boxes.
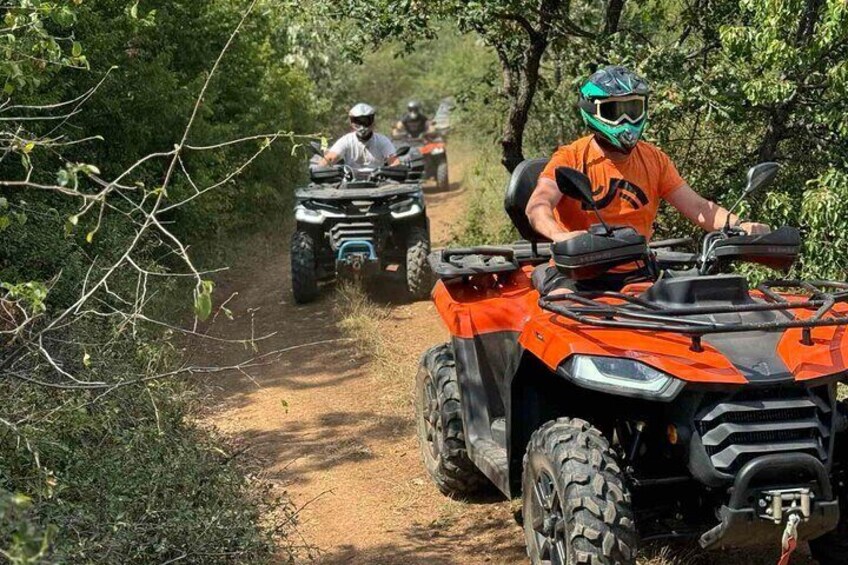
[193,279,214,321]
[0,378,287,563]
[0,1,317,562]
[0,492,54,565]
[454,143,514,246]
[0,0,88,94]
[320,30,496,137]
[32,0,317,240]
[799,169,848,279]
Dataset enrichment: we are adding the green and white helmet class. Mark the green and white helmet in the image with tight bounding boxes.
[578,66,649,153]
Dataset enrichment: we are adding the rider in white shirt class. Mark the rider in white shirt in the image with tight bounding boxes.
[321,103,399,170]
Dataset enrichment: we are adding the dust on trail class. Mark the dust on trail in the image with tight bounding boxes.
[202,148,816,565]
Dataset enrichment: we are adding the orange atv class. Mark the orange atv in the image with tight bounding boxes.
[416,159,848,564]
[394,132,449,191]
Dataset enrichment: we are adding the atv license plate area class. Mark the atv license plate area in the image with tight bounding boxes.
[758,488,812,524]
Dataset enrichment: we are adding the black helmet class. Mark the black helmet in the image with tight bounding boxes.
[349,103,376,141]
[407,100,421,112]
[577,66,649,153]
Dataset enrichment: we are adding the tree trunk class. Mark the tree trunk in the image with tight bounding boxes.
[500,35,547,172]
[757,105,789,162]
[604,0,626,35]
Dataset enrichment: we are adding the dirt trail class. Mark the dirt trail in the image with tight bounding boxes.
[203,150,815,565]
[204,149,525,564]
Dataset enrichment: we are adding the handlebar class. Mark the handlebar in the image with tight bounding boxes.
[310,163,411,185]
[698,228,746,274]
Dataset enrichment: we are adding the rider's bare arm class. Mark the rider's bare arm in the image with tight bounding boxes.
[387,154,400,166]
[526,178,588,242]
[665,184,770,234]
[319,151,339,167]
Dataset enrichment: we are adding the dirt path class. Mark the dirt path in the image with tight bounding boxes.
[202,150,815,565]
[203,149,525,564]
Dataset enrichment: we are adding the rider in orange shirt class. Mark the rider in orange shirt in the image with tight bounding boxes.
[526,65,770,293]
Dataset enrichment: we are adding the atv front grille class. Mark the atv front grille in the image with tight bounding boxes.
[329,221,376,251]
[695,387,832,475]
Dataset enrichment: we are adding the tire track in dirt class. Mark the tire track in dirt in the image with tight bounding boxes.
[202,147,817,564]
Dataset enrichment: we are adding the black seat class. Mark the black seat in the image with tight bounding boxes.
[503,158,550,243]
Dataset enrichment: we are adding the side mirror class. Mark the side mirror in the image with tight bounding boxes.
[724,162,780,231]
[554,167,595,208]
[308,141,323,158]
[744,162,780,196]
[395,145,411,157]
[555,166,613,235]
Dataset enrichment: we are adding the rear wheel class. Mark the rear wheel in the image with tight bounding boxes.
[405,226,432,300]
[523,418,637,565]
[436,158,449,191]
[416,343,489,497]
[290,230,319,304]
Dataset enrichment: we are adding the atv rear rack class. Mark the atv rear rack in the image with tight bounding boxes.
[539,279,848,352]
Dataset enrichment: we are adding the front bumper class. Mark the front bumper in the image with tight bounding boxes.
[699,453,839,549]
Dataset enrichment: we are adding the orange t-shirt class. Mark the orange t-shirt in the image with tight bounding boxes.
[540,136,685,239]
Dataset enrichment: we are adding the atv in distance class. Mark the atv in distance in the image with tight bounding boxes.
[416,159,848,564]
[393,132,449,191]
[290,144,431,304]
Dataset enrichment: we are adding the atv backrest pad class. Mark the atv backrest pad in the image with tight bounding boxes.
[504,158,549,243]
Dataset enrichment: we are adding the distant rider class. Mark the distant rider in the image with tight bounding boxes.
[321,103,399,170]
[394,101,431,138]
[526,65,770,294]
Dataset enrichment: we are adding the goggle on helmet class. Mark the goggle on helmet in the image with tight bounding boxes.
[578,66,650,152]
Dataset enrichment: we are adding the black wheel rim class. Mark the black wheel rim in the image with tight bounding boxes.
[421,374,442,461]
[529,469,567,565]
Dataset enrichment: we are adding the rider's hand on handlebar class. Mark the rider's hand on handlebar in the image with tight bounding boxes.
[551,230,588,243]
[739,221,771,235]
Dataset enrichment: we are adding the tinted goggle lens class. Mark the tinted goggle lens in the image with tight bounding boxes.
[351,115,374,127]
[596,97,646,124]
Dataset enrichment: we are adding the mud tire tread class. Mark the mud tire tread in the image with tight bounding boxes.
[523,418,637,565]
[436,159,449,191]
[416,344,489,497]
[290,230,319,304]
[406,226,432,300]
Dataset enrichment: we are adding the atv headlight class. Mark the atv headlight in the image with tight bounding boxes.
[430,147,445,155]
[562,355,684,401]
[295,204,344,225]
[390,201,423,219]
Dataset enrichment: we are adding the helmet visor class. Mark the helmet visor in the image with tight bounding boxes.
[350,115,375,128]
[594,96,646,126]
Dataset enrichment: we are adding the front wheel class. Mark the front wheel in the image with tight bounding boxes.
[290,230,319,304]
[405,226,432,300]
[416,344,489,497]
[436,158,449,191]
[523,418,637,565]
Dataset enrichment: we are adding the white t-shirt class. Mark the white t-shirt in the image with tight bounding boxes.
[328,132,396,170]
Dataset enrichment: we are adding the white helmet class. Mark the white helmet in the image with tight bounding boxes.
[349,103,376,141]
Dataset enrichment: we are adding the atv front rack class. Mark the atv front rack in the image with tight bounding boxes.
[539,279,848,351]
